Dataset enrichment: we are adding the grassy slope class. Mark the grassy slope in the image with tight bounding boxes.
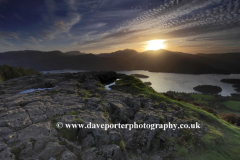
[220,101,240,112]
[176,93,240,116]
[111,75,240,160]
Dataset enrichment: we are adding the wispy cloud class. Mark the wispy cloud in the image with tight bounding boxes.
[0,31,19,40]
[42,0,81,39]
[1,0,239,53]
[13,13,22,20]
[64,0,77,11]
[0,40,14,47]
[74,0,240,53]
[27,36,39,44]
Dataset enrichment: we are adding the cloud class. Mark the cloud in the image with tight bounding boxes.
[45,0,55,14]
[73,0,109,13]
[42,12,81,39]
[27,36,39,44]
[64,0,77,11]
[78,23,107,31]
[0,40,14,48]
[0,31,19,39]
[13,13,22,20]
[42,0,81,39]
[74,0,240,52]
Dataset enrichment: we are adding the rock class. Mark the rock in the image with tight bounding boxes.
[17,122,57,141]
[60,150,77,160]
[81,134,95,147]
[24,101,48,123]
[18,140,34,159]
[133,157,142,160]
[159,102,167,109]
[0,108,32,129]
[109,129,122,144]
[151,154,162,160]
[100,144,129,160]
[137,149,142,155]
[0,127,13,139]
[94,71,117,83]
[0,141,7,151]
[165,114,172,122]
[64,139,82,156]
[37,142,65,160]
[55,115,76,125]
[119,129,136,149]
[108,101,133,123]
[92,128,110,146]
[0,71,209,160]
[125,97,141,113]
[81,147,104,160]
[0,147,15,160]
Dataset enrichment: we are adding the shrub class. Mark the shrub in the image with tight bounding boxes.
[118,140,125,150]
[0,75,3,82]
[0,64,40,81]
[221,113,240,126]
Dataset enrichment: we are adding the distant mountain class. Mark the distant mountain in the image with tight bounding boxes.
[64,51,85,55]
[98,49,139,57]
[0,50,131,71]
[0,49,240,74]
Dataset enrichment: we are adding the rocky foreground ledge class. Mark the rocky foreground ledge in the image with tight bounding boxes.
[0,71,209,160]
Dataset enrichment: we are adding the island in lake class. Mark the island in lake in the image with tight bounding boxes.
[221,79,240,92]
[144,82,152,86]
[193,85,222,94]
[130,74,149,78]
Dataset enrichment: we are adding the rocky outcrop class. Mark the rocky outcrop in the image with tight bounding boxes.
[0,71,208,160]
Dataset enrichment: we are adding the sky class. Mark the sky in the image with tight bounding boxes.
[0,0,240,54]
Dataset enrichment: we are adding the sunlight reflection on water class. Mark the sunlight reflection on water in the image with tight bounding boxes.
[41,69,240,96]
[117,70,240,96]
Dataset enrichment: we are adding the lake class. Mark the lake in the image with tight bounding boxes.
[42,70,240,96]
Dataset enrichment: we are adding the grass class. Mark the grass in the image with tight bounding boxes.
[46,89,60,96]
[111,75,240,160]
[190,94,214,104]
[220,100,240,111]
[118,140,126,150]
[0,76,3,82]
[113,75,156,95]
[103,110,108,116]
[44,115,59,122]
[66,110,79,115]
[47,114,79,142]
[11,146,21,160]
[77,89,92,99]
[74,118,82,123]
[52,120,78,142]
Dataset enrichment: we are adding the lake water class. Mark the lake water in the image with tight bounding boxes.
[42,70,240,96]
[17,87,56,95]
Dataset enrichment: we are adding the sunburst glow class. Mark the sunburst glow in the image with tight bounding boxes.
[146,40,166,51]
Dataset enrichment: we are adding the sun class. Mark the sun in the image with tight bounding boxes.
[146,39,166,51]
